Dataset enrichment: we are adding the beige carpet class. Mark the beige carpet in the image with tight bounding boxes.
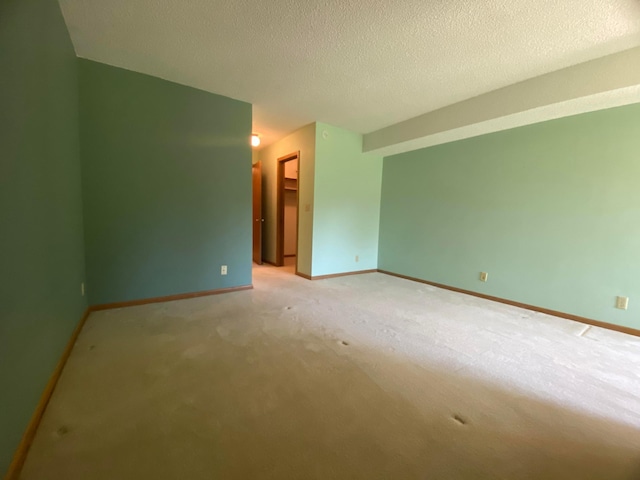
[21,265,640,479]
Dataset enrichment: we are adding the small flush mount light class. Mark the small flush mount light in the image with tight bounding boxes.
[251,134,261,147]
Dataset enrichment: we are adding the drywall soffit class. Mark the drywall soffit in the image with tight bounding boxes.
[364,47,640,157]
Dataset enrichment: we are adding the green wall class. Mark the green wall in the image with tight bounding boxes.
[379,103,640,329]
[258,124,316,275]
[257,122,383,278]
[313,123,383,276]
[78,60,252,305]
[0,0,87,474]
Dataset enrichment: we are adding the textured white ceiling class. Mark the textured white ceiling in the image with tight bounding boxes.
[59,0,640,148]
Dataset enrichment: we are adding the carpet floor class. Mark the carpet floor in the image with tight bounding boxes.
[21,265,640,479]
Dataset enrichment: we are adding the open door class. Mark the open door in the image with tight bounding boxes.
[276,152,300,268]
[252,161,263,264]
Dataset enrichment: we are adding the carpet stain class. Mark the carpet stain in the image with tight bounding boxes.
[452,414,468,426]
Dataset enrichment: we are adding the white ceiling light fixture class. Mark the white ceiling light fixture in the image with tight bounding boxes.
[251,134,261,148]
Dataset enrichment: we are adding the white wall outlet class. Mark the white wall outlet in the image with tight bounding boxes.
[81,282,85,296]
[221,265,228,276]
[355,255,359,263]
[615,296,629,310]
[479,272,488,282]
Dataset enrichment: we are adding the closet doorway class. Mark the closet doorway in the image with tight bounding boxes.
[276,152,299,270]
[252,160,263,264]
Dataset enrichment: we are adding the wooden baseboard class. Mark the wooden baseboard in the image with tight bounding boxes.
[311,269,377,281]
[4,307,91,480]
[90,285,253,311]
[295,269,377,281]
[5,283,254,479]
[284,254,296,258]
[378,270,640,338]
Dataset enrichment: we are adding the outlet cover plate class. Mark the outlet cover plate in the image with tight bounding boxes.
[616,296,629,310]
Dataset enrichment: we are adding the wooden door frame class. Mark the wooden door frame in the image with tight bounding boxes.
[276,151,300,269]
[252,161,263,265]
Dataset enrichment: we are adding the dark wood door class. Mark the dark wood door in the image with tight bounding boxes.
[252,161,262,264]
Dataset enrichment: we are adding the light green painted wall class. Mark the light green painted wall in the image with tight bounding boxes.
[379,103,640,329]
[79,59,252,305]
[0,0,87,473]
[258,124,316,275]
[312,123,383,276]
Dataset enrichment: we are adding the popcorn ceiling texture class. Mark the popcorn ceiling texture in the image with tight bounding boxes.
[58,0,640,146]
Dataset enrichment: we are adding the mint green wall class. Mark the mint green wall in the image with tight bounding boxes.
[312,123,383,276]
[379,103,640,329]
[258,122,382,277]
[78,60,252,305]
[0,0,87,474]
[258,124,316,276]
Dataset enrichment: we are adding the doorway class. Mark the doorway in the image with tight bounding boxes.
[252,161,263,264]
[276,152,299,272]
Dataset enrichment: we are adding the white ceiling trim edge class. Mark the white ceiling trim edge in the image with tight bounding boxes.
[367,87,640,158]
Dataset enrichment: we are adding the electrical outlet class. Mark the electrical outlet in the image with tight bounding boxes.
[221,265,228,275]
[81,282,85,296]
[615,296,629,310]
[355,255,359,263]
[479,272,488,282]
